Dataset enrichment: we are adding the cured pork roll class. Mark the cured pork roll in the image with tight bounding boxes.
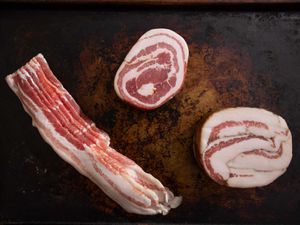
[6,54,182,215]
[114,28,189,110]
[194,107,292,188]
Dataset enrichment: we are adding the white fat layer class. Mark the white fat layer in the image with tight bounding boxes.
[6,75,19,94]
[114,29,188,108]
[137,83,156,96]
[227,132,292,171]
[125,29,188,63]
[28,60,40,73]
[201,107,289,150]
[227,168,286,188]
[199,107,292,188]
[139,28,189,62]
[6,60,182,215]
[206,136,275,180]
[218,126,273,139]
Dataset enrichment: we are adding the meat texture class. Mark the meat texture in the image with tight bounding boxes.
[194,107,292,188]
[114,28,189,110]
[5,54,182,215]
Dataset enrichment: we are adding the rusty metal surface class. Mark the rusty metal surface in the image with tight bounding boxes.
[0,5,300,224]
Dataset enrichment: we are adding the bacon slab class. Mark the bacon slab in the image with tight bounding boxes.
[114,28,189,110]
[194,107,292,188]
[5,54,182,215]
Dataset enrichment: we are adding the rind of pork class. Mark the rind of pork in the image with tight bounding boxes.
[114,28,189,110]
[194,107,292,188]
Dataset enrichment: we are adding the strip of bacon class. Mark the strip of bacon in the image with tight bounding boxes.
[114,28,189,110]
[6,54,182,215]
[194,107,292,188]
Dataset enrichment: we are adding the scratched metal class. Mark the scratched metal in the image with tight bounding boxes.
[0,5,300,224]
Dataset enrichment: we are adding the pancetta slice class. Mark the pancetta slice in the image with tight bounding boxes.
[6,54,182,215]
[114,28,189,110]
[194,107,292,188]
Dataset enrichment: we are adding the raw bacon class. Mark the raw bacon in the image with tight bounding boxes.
[194,107,292,188]
[5,54,182,215]
[114,28,189,110]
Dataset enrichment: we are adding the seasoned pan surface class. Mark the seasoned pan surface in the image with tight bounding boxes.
[0,5,300,224]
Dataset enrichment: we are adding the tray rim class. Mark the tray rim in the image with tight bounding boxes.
[1,0,300,5]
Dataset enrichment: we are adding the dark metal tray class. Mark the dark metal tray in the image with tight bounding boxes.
[1,2,300,224]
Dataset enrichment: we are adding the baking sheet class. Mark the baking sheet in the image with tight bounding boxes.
[0,3,300,224]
